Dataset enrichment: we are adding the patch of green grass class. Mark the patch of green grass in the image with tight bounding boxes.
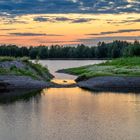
[101,57,140,67]
[0,57,53,81]
[0,57,16,62]
[10,66,38,79]
[62,57,140,79]
[25,61,52,81]
[20,57,29,62]
[0,67,10,74]
[0,57,30,62]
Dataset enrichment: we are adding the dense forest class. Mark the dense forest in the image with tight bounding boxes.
[0,40,140,59]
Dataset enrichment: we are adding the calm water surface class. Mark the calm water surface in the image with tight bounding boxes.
[0,60,140,140]
[39,60,104,79]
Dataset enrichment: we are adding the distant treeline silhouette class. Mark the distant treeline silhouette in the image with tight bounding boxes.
[0,40,140,59]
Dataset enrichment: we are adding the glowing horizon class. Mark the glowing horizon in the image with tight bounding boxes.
[0,0,140,46]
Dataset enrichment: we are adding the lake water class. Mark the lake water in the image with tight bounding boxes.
[0,60,140,140]
[39,60,104,80]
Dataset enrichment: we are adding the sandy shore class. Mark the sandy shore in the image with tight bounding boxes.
[77,76,140,93]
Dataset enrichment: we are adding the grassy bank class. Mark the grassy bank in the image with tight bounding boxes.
[0,57,53,81]
[61,57,140,81]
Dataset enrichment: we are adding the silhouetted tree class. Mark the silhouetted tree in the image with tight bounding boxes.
[0,40,139,59]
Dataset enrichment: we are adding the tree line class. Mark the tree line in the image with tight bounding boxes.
[0,40,140,59]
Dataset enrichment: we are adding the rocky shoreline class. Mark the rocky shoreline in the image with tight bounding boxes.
[0,75,52,90]
[1,75,140,93]
[77,76,140,93]
[0,75,77,91]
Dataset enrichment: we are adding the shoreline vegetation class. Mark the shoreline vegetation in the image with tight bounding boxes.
[0,57,54,81]
[58,57,140,93]
[59,57,140,81]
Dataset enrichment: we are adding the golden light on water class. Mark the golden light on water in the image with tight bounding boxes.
[51,79,76,85]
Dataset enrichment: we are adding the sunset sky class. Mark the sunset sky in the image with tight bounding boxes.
[0,0,140,46]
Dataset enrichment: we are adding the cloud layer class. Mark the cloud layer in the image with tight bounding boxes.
[87,29,140,36]
[77,36,140,45]
[33,16,95,23]
[0,0,140,15]
[9,33,63,36]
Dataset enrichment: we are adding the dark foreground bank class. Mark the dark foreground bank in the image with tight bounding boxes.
[0,76,53,90]
[77,76,140,93]
[0,75,77,91]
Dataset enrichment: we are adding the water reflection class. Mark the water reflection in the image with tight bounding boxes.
[0,87,140,140]
[0,60,140,140]
[0,89,41,104]
[51,79,76,85]
[41,87,140,140]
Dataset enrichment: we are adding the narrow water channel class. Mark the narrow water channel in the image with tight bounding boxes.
[39,60,104,85]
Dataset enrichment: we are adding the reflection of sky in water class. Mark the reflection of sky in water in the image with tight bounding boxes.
[38,60,104,79]
[1,87,140,140]
[51,79,76,85]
